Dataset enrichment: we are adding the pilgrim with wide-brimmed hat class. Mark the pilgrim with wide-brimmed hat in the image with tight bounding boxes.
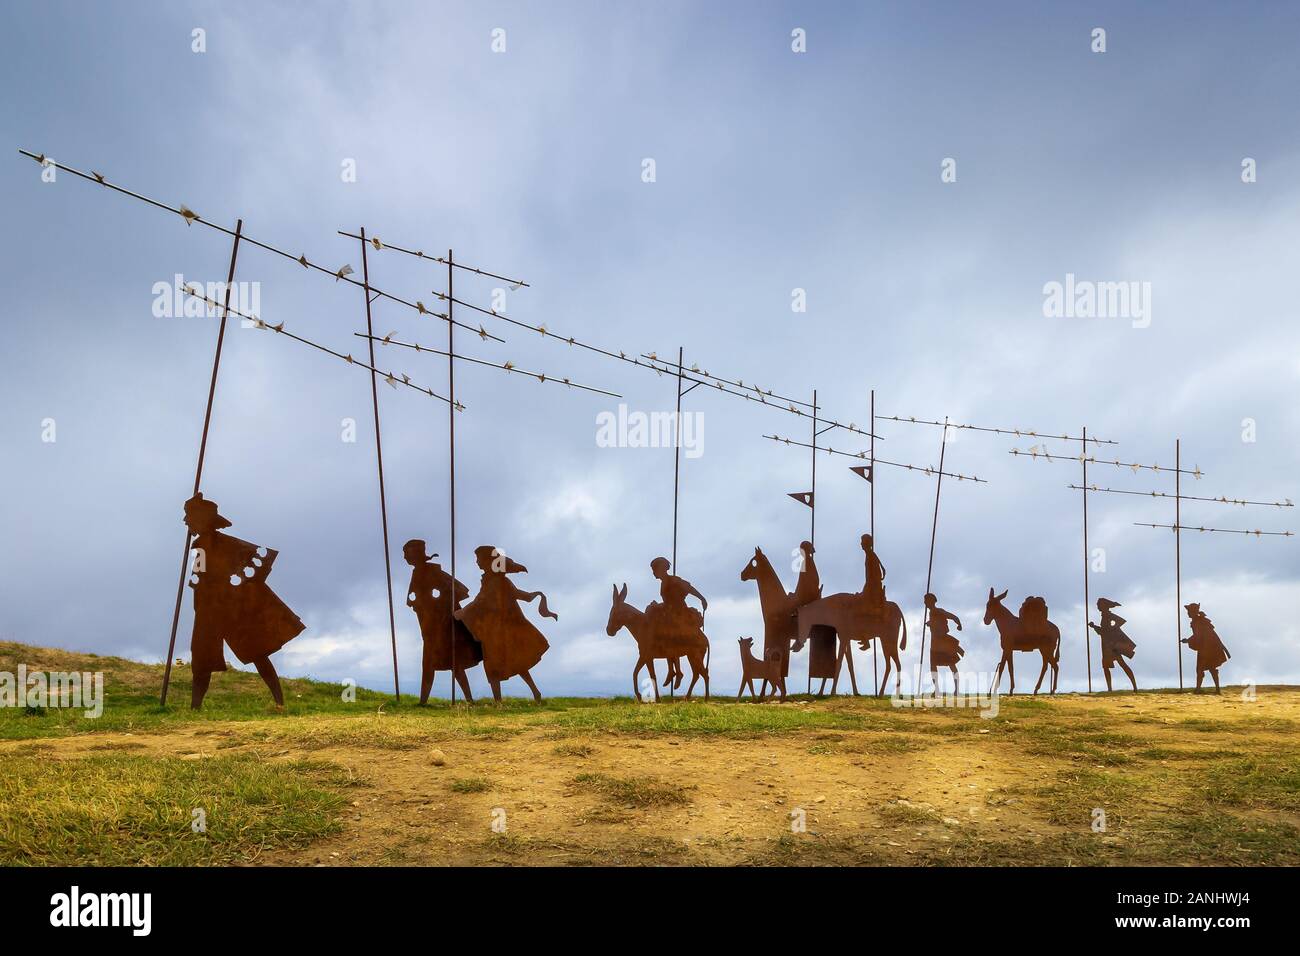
[183,492,304,709]
[402,538,482,704]
[1089,597,1138,691]
[1182,602,1230,693]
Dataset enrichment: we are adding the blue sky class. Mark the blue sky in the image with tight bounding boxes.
[2,1,1298,697]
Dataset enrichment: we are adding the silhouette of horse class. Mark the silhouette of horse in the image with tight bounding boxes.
[739,546,818,697]
[794,593,907,696]
[606,583,710,701]
[983,587,1060,695]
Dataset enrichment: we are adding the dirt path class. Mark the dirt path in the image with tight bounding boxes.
[7,688,1298,865]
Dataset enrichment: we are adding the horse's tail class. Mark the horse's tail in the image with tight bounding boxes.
[898,605,908,652]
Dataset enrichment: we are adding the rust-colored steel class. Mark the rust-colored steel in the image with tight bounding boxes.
[1089,598,1137,692]
[454,546,554,701]
[606,559,711,701]
[1183,603,1230,693]
[983,589,1060,695]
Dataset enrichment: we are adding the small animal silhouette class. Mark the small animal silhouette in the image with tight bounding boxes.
[737,636,785,701]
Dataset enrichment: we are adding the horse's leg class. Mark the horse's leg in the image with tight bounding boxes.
[1007,654,1016,695]
[646,659,661,702]
[831,641,845,695]
[878,652,893,698]
[683,651,703,699]
[1032,652,1049,695]
[489,678,503,703]
[632,657,646,702]
[844,640,860,696]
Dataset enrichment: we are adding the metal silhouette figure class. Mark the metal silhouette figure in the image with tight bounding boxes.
[984,588,1060,695]
[183,493,304,710]
[737,637,786,701]
[1089,597,1137,691]
[606,578,711,701]
[792,534,907,697]
[453,546,553,701]
[1183,603,1230,693]
[648,556,706,688]
[403,539,483,704]
[923,592,964,693]
[739,543,821,697]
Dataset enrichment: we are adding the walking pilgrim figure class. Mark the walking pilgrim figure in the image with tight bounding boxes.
[403,539,483,704]
[1089,597,1137,691]
[183,493,304,709]
[454,546,554,701]
[1183,602,1231,693]
[923,592,964,693]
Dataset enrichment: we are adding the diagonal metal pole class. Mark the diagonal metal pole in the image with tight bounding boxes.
[359,227,401,703]
[160,219,243,706]
[915,416,949,691]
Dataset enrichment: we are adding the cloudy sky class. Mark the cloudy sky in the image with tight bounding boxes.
[3,1,1298,699]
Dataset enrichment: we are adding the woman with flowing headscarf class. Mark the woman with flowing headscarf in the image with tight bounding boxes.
[455,546,555,701]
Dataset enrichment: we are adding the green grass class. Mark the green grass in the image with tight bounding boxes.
[448,776,493,794]
[0,753,353,865]
[572,772,693,808]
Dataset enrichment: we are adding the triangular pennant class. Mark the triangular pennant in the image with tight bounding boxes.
[849,465,873,483]
[787,491,814,508]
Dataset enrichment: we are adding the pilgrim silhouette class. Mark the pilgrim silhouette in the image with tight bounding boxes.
[182,493,304,709]
[607,580,711,701]
[454,546,554,701]
[1089,597,1137,691]
[646,556,707,688]
[923,592,964,693]
[403,539,483,704]
[1183,602,1230,693]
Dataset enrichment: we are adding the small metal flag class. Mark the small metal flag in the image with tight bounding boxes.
[787,491,814,508]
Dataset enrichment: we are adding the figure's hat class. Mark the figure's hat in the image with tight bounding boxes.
[475,545,527,573]
[799,540,814,555]
[403,539,437,561]
[183,492,231,530]
[1097,597,1122,610]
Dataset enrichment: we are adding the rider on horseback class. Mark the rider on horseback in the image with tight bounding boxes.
[646,557,708,688]
[860,533,887,623]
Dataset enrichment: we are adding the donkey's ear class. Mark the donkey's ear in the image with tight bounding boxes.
[619,583,628,601]
[754,546,760,555]
[988,587,995,598]
[996,589,1008,601]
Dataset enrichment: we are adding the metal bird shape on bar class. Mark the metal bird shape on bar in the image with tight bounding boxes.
[336,229,530,288]
[1068,484,1293,508]
[178,287,455,405]
[1010,447,1201,476]
[353,332,622,398]
[880,414,1117,445]
[762,434,986,483]
[15,149,504,342]
[1134,523,1294,538]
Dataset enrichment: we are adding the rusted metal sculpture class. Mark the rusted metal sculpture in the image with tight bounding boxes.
[737,637,785,701]
[403,539,483,703]
[1182,602,1230,693]
[183,493,304,709]
[454,546,552,701]
[1089,597,1137,691]
[606,567,710,701]
[923,592,964,693]
[984,588,1060,695]
[739,543,820,696]
[793,534,907,697]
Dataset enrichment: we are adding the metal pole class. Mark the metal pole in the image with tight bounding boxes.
[359,227,401,704]
[449,250,458,704]
[1083,426,1092,692]
[672,346,684,571]
[1176,438,1183,689]
[915,416,949,690]
[161,219,243,706]
[810,389,817,547]
[871,389,878,692]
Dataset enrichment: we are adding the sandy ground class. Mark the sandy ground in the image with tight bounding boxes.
[12,686,1297,866]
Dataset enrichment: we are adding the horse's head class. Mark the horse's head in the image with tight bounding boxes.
[606,583,632,636]
[738,636,754,651]
[984,587,1009,626]
[740,546,765,582]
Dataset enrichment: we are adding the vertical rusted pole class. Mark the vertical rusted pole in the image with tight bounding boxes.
[870,389,878,692]
[359,228,401,703]
[161,219,243,705]
[448,250,458,704]
[1083,427,1092,692]
[1175,438,1183,689]
[810,389,817,547]
[915,416,948,691]
[672,346,684,571]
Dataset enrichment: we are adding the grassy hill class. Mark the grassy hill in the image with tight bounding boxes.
[2,641,1298,866]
